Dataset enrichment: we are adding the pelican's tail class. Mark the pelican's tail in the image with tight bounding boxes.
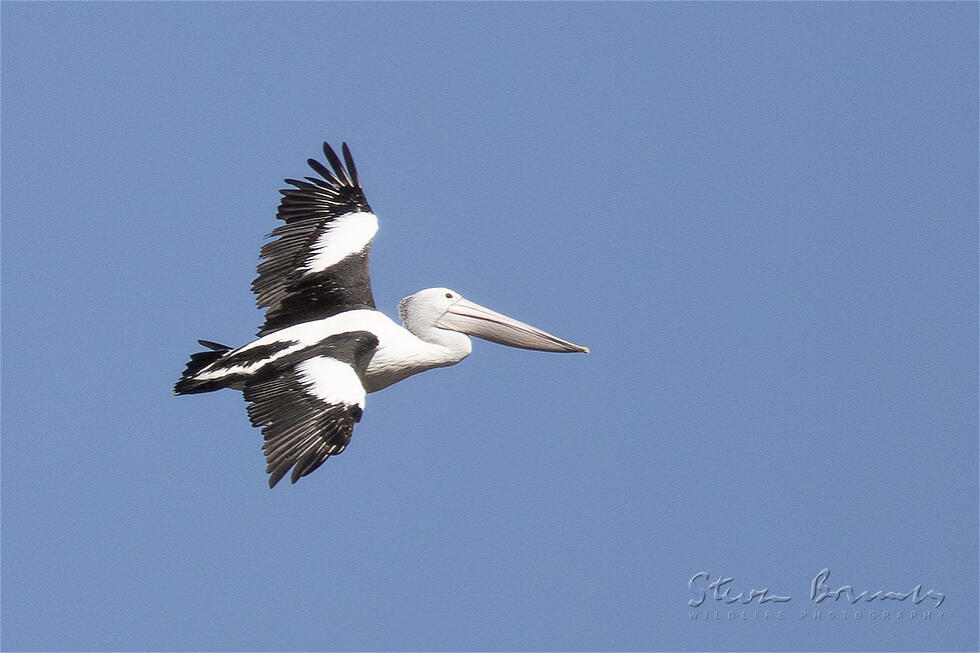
[173,340,234,395]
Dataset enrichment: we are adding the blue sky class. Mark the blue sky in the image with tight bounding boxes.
[2,2,977,651]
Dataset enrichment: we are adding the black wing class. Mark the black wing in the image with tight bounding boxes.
[242,332,378,487]
[253,142,377,336]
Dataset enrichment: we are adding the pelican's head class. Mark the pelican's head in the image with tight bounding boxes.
[399,287,589,353]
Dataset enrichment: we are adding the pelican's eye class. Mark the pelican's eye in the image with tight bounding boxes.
[444,292,454,299]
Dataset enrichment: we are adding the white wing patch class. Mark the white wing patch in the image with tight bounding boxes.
[303,211,378,273]
[297,356,366,408]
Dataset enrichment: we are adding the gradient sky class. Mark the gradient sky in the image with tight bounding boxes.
[2,2,977,652]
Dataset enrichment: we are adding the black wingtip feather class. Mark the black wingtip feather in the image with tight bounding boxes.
[290,449,327,483]
[341,143,359,186]
[307,158,341,186]
[300,455,328,479]
[321,142,351,186]
[268,468,284,488]
[198,339,232,351]
[290,456,309,483]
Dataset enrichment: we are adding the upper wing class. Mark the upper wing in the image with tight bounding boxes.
[242,332,378,487]
[253,142,378,336]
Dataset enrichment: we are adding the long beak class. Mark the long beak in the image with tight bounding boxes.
[435,298,589,353]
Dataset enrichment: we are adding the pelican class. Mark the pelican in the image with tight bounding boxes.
[175,142,587,487]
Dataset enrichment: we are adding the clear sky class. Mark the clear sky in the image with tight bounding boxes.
[2,2,977,652]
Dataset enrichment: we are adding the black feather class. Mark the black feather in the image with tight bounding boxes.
[174,345,230,395]
[198,339,232,351]
[306,158,341,187]
[342,142,359,186]
[321,142,351,186]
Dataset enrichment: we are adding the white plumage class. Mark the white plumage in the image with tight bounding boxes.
[304,211,378,272]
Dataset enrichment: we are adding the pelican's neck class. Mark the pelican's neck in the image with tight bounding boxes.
[406,322,472,366]
[360,316,474,393]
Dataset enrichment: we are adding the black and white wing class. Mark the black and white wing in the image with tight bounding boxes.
[253,142,378,336]
[243,331,378,487]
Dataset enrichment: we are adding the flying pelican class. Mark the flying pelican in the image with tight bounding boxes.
[175,142,588,487]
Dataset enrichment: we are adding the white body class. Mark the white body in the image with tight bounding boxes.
[203,308,472,394]
[189,287,584,400]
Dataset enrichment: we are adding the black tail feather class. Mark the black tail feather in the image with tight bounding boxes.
[174,341,234,395]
